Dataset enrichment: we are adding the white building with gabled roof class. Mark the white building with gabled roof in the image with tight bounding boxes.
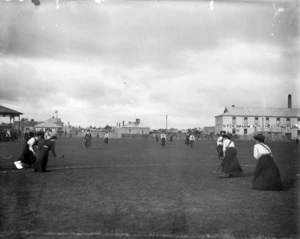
[116,118,150,138]
[215,95,300,140]
[34,117,64,136]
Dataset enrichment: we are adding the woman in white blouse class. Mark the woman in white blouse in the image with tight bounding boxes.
[252,134,283,190]
[218,133,243,177]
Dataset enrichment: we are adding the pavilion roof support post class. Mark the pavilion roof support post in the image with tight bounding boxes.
[18,116,21,132]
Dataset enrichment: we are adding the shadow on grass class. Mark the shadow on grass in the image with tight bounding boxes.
[282,178,298,191]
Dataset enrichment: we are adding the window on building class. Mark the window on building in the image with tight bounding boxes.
[255,117,259,125]
[232,117,236,124]
[244,129,247,135]
[129,129,131,134]
[265,117,269,125]
[287,117,290,126]
[244,117,248,124]
[276,117,280,126]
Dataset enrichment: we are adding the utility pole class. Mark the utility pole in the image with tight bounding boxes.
[166,114,168,130]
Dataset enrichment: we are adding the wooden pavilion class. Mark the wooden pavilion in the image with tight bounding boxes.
[0,105,23,131]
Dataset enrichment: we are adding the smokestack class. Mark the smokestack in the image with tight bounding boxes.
[288,94,292,108]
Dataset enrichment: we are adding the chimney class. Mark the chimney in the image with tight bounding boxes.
[122,121,124,126]
[288,94,292,108]
[232,105,235,107]
[136,118,140,124]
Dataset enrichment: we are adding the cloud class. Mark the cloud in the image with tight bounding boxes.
[0,0,299,128]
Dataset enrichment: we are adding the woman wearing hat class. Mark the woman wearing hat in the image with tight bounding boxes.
[252,134,283,190]
[218,133,243,177]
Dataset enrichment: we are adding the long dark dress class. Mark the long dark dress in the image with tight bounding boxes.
[85,133,92,148]
[252,154,283,190]
[34,140,55,172]
[220,147,243,175]
[18,138,38,166]
[104,138,109,144]
[161,138,165,146]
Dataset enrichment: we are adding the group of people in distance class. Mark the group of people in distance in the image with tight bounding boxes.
[184,133,196,147]
[14,128,58,172]
[216,131,283,191]
[84,129,110,149]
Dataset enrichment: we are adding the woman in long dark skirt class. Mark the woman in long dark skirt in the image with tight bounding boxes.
[161,132,166,147]
[104,132,109,144]
[14,131,44,169]
[252,134,283,190]
[85,129,92,148]
[218,134,243,177]
[34,136,57,172]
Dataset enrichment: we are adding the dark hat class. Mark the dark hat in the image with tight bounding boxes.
[222,133,231,139]
[36,131,44,137]
[254,134,265,142]
[220,131,226,135]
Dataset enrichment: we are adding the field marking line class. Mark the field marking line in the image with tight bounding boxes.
[0,155,12,160]
[0,231,213,238]
[1,163,256,174]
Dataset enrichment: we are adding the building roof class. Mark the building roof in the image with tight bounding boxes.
[0,105,23,116]
[215,106,300,118]
[123,122,150,128]
[34,117,63,128]
[14,121,40,128]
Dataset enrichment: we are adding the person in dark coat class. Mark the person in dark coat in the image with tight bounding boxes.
[185,133,189,145]
[252,134,283,190]
[85,129,92,148]
[218,133,243,178]
[34,136,57,172]
[14,131,44,169]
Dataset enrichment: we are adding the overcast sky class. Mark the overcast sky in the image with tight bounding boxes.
[0,0,299,129]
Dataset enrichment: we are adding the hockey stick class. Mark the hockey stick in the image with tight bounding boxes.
[213,156,224,174]
[49,154,65,158]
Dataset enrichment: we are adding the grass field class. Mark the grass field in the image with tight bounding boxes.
[0,138,299,239]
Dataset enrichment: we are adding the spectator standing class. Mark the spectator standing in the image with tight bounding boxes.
[189,133,195,147]
[161,132,166,147]
[104,132,109,144]
[85,129,92,148]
